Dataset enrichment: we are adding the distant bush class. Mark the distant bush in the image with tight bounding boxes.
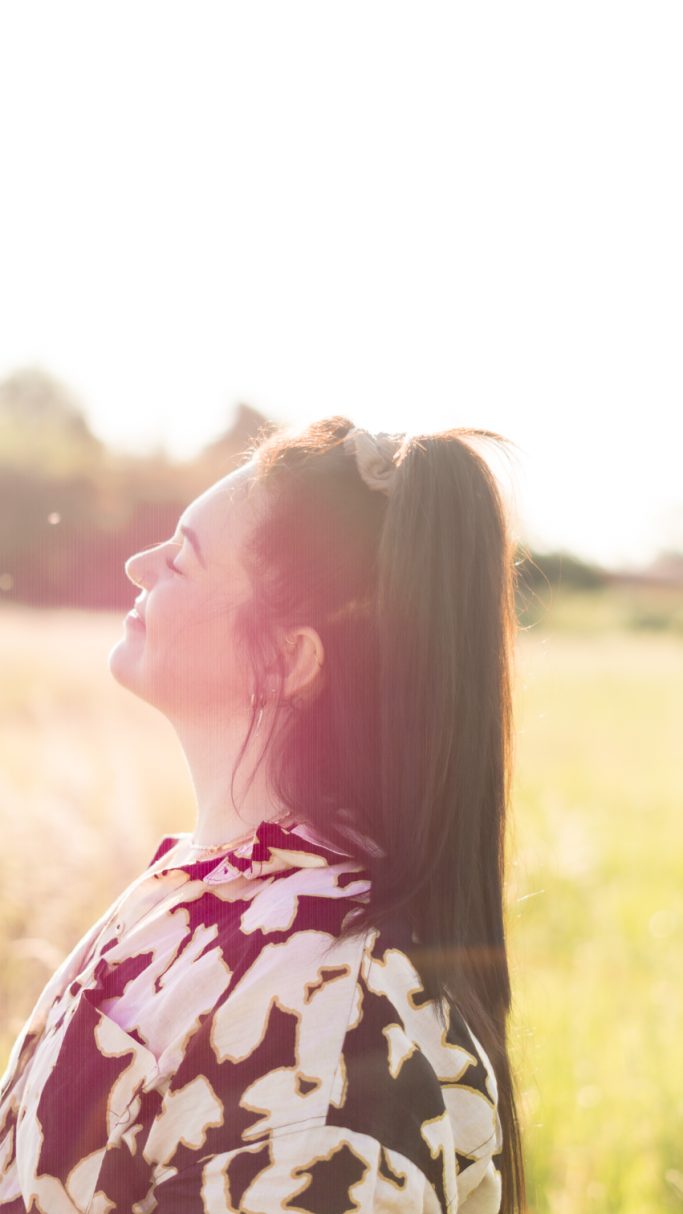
[515,548,607,592]
[627,607,682,633]
[513,547,607,628]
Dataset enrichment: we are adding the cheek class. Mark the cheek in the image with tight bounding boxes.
[159,608,245,691]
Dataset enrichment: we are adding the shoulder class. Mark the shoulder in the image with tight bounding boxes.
[146,833,187,868]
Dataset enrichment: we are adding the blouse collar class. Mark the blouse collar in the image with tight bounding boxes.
[154,816,378,884]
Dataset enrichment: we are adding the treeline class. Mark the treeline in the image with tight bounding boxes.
[0,366,607,612]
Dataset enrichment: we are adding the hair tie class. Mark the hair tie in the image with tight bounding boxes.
[343,426,408,495]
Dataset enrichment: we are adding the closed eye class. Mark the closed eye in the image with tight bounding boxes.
[166,543,184,575]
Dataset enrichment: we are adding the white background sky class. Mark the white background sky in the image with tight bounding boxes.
[0,1,681,570]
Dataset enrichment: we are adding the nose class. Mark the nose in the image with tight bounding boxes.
[125,552,148,589]
[125,540,167,589]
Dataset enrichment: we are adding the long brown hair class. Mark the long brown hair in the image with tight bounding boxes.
[230,415,526,1213]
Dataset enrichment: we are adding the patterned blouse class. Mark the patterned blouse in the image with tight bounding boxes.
[0,817,502,1212]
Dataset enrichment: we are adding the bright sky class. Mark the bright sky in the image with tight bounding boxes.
[1,1,681,570]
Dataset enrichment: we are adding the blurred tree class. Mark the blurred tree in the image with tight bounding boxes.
[0,386,280,609]
[0,365,104,476]
[198,402,277,475]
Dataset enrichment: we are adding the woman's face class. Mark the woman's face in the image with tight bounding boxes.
[108,462,261,722]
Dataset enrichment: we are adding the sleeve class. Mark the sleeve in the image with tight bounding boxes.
[147,1124,445,1213]
[459,1155,503,1213]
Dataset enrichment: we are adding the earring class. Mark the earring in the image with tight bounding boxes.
[250,687,278,733]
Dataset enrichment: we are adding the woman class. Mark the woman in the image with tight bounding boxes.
[0,417,526,1213]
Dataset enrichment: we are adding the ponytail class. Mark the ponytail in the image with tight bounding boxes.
[373,430,526,1213]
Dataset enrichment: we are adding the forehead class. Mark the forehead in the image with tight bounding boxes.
[180,462,261,548]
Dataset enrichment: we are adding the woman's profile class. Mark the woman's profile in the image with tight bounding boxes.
[0,416,526,1212]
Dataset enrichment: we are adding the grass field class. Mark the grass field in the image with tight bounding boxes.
[0,598,681,1212]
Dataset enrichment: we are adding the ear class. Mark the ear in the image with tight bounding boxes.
[281,627,325,702]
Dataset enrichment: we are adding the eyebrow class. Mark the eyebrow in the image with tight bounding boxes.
[177,524,207,569]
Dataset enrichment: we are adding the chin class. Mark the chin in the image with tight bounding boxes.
[108,636,142,689]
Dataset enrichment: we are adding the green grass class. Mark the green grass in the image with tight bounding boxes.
[508,625,683,1212]
[0,598,681,1211]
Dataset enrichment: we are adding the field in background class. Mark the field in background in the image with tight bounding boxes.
[0,596,681,1212]
[509,617,683,1212]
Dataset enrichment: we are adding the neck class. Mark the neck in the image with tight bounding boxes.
[169,708,288,848]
